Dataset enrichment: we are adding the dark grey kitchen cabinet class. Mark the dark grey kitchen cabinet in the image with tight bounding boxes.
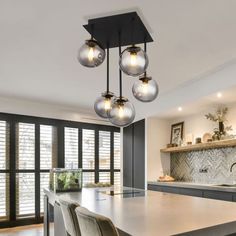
[133,120,145,189]
[123,119,145,189]
[203,190,233,201]
[232,194,236,202]
[161,186,180,194]
[179,188,203,197]
[123,124,133,188]
[148,184,235,202]
[148,184,162,192]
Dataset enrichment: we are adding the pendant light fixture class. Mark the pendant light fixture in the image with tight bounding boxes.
[109,44,135,127]
[78,25,106,67]
[132,42,159,102]
[94,46,115,118]
[78,12,156,127]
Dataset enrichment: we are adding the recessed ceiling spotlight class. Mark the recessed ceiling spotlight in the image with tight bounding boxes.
[217,92,222,98]
[178,107,182,111]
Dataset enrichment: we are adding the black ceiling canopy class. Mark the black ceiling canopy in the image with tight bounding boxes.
[83,12,153,49]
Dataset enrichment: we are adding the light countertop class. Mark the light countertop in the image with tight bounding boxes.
[148,181,236,193]
[45,187,236,236]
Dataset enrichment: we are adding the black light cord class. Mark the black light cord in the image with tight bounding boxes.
[106,45,109,93]
[144,41,147,77]
[118,32,122,98]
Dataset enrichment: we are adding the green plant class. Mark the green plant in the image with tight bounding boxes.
[205,106,232,140]
[205,107,229,122]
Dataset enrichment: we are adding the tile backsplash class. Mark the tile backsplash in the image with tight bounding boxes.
[170,147,236,184]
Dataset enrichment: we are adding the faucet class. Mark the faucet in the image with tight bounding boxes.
[230,162,236,172]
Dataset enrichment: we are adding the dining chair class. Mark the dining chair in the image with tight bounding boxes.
[59,198,81,236]
[75,206,119,236]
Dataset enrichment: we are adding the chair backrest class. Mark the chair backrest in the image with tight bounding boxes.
[59,198,81,236]
[75,206,119,236]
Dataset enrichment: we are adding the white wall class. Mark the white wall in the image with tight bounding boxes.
[0,96,110,125]
[146,117,171,182]
[170,103,236,141]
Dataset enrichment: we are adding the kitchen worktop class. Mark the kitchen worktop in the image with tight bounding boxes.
[148,181,236,193]
[44,186,236,236]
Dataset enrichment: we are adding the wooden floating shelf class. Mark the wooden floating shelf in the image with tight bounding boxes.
[160,139,236,153]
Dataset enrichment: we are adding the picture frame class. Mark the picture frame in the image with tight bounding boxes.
[170,122,184,145]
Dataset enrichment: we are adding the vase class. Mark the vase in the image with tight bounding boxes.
[219,121,224,133]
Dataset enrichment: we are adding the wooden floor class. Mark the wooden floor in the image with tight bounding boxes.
[0,224,43,236]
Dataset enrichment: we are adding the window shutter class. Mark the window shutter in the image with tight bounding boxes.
[114,132,121,170]
[40,125,57,169]
[64,127,79,169]
[16,123,35,170]
[16,173,35,217]
[99,172,110,183]
[99,131,110,170]
[82,129,95,169]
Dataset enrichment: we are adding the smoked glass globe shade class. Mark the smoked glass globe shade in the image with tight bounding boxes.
[119,46,149,76]
[94,92,115,118]
[78,39,105,67]
[132,75,159,102]
[108,98,135,127]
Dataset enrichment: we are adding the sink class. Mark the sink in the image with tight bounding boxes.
[214,184,236,187]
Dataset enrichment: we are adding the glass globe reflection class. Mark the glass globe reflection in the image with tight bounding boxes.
[78,39,105,67]
[119,46,149,76]
[132,75,158,102]
[108,97,135,127]
[94,92,115,118]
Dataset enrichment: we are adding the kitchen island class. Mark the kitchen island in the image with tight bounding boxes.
[44,187,236,236]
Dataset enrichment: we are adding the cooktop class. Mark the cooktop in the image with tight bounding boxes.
[99,189,146,198]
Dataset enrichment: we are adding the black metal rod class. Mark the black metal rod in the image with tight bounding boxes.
[119,42,122,98]
[144,41,147,77]
[106,46,109,92]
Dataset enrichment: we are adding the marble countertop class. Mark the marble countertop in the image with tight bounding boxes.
[45,186,236,236]
[148,181,236,193]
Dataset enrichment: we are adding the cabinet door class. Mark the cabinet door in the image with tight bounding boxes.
[133,119,145,189]
[148,184,162,192]
[179,188,203,197]
[203,190,233,201]
[123,125,133,188]
[161,186,180,194]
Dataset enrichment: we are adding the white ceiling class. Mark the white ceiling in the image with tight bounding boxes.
[1,0,236,121]
[157,85,236,120]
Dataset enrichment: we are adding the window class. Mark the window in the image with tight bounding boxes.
[40,125,57,213]
[82,172,95,186]
[64,127,78,169]
[114,132,121,185]
[16,123,35,170]
[40,173,50,213]
[0,121,9,170]
[114,132,120,170]
[0,121,9,221]
[16,173,35,217]
[114,172,121,186]
[0,113,119,228]
[82,129,95,169]
[40,125,55,169]
[16,123,35,218]
[99,131,110,170]
[0,173,9,221]
[99,172,110,183]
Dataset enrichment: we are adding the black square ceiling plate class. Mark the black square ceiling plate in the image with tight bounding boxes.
[83,12,153,49]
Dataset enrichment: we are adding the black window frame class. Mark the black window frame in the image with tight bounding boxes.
[0,112,120,228]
